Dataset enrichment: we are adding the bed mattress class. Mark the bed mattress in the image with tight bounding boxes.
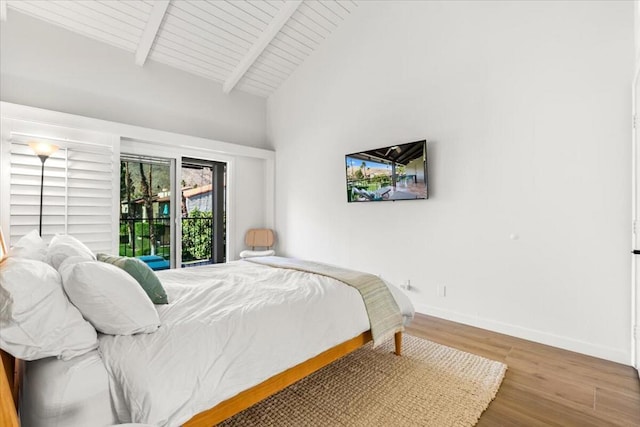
[20,349,117,427]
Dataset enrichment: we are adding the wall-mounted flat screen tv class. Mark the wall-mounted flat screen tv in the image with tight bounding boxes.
[346,140,428,203]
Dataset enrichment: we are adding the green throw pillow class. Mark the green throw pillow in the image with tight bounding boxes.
[96,253,168,304]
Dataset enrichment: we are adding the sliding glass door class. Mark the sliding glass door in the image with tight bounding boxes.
[119,156,174,270]
[118,154,226,270]
[181,158,226,267]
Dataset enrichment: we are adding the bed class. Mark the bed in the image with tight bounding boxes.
[0,233,413,427]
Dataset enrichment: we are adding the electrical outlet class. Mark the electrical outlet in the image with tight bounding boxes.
[437,285,447,297]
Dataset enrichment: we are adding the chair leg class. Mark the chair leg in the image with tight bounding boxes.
[394,331,402,356]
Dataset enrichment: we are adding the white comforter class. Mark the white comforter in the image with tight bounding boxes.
[99,260,375,426]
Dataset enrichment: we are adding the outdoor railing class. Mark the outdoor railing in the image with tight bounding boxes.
[119,216,214,266]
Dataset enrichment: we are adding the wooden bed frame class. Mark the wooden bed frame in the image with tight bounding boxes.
[0,330,402,426]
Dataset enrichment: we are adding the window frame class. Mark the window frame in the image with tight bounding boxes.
[120,139,235,267]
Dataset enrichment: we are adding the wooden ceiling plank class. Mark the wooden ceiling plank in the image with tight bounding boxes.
[243,69,283,88]
[246,55,289,81]
[162,12,245,58]
[151,44,233,77]
[317,1,345,21]
[223,0,302,94]
[182,1,257,45]
[49,0,141,40]
[276,28,316,52]
[11,1,137,51]
[236,81,270,97]
[248,0,278,18]
[335,0,352,14]
[151,50,228,82]
[87,1,148,28]
[291,9,331,37]
[238,74,277,91]
[135,0,170,66]
[152,39,235,72]
[298,3,337,29]
[264,42,304,65]
[104,0,152,18]
[250,62,290,82]
[264,0,286,13]
[169,2,251,51]
[154,29,241,67]
[204,1,264,37]
[219,0,268,32]
[123,0,154,15]
[288,15,326,41]
[253,58,293,79]
[305,1,339,27]
[271,34,312,59]
[253,43,298,72]
[283,20,322,46]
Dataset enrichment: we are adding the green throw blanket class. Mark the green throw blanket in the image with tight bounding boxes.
[246,256,404,347]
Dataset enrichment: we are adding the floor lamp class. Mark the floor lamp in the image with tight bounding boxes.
[28,141,59,236]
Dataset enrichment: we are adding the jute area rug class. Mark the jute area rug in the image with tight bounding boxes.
[219,334,507,426]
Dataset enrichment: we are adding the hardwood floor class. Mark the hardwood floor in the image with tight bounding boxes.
[405,314,640,426]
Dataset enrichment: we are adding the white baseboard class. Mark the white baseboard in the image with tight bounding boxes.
[413,303,630,365]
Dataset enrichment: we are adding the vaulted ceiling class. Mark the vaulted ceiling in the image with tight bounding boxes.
[1,0,358,97]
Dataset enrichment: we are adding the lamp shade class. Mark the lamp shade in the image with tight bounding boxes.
[28,141,59,158]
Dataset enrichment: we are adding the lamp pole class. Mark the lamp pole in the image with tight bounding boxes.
[29,141,59,237]
[37,154,48,236]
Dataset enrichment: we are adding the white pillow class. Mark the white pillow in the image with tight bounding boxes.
[0,258,98,361]
[47,234,96,269]
[60,261,161,335]
[239,249,276,259]
[8,229,47,261]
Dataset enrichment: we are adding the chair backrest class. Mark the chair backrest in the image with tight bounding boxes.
[245,229,275,249]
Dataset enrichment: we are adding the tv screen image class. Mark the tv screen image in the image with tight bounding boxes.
[346,140,428,203]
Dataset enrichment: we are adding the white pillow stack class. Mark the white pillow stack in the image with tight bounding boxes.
[59,259,161,335]
[46,234,96,269]
[0,230,162,362]
[0,257,98,361]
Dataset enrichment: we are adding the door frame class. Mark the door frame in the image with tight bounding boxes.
[633,0,640,373]
[633,61,640,373]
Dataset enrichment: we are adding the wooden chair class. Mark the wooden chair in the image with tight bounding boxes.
[239,228,276,259]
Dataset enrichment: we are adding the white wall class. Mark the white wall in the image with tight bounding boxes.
[268,1,634,363]
[0,10,267,149]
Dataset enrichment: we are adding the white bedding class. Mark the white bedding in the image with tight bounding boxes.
[21,260,414,427]
[100,260,374,426]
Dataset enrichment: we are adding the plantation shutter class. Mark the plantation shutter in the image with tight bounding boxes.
[3,123,118,253]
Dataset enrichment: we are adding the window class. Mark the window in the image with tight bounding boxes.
[118,155,227,269]
[4,128,117,252]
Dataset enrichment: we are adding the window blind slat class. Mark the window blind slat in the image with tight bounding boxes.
[10,184,67,196]
[10,195,67,206]
[11,206,66,216]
